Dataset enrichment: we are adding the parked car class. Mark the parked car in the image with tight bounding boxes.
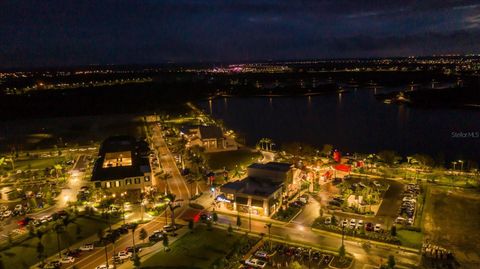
[324,217,332,225]
[149,232,164,243]
[200,213,212,222]
[14,204,23,212]
[59,256,75,264]
[366,222,374,232]
[254,251,269,259]
[116,251,132,260]
[245,258,267,268]
[2,210,12,218]
[349,219,356,228]
[163,224,176,232]
[65,249,81,258]
[95,265,114,269]
[79,243,94,251]
[125,246,142,253]
[374,224,382,232]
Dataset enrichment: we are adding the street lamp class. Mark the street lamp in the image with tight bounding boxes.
[452,161,457,171]
[248,205,252,233]
[120,192,126,225]
[141,200,145,222]
[458,160,464,173]
[264,223,272,251]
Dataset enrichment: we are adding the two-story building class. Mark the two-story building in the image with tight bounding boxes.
[91,136,152,194]
[217,162,294,217]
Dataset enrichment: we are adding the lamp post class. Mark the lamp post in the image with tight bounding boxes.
[458,160,464,174]
[121,192,126,225]
[452,161,457,171]
[265,223,272,251]
[248,205,252,233]
[141,200,145,222]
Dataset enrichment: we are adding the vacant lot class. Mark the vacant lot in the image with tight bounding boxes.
[141,226,240,269]
[206,148,261,170]
[423,186,480,268]
[0,114,145,152]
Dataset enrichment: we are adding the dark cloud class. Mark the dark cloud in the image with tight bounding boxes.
[0,0,479,68]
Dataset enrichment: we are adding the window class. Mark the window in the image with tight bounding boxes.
[94,182,101,188]
[134,178,141,184]
[125,179,132,185]
[115,181,121,187]
[105,182,111,188]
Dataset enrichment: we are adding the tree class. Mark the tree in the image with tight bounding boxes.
[236,214,242,228]
[212,212,218,223]
[139,228,148,243]
[390,225,397,237]
[331,215,337,226]
[188,219,194,233]
[97,229,109,269]
[130,223,139,258]
[338,244,346,261]
[289,261,302,269]
[162,235,169,251]
[54,223,64,258]
[321,144,333,156]
[378,150,399,166]
[387,255,396,268]
[36,242,45,265]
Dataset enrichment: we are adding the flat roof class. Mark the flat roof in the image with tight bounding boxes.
[221,177,283,198]
[199,125,224,139]
[91,136,151,182]
[248,162,292,172]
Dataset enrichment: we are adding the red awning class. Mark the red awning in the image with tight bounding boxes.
[334,164,351,172]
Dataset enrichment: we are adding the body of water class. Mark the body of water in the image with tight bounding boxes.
[198,88,480,165]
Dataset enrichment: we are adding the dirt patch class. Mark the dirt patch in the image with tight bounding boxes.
[423,187,480,268]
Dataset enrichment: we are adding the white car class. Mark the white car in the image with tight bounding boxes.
[324,217,332,225]
[14,204,22,212]
[254,251,269,259]
[2,210,12,218]
[79,243,94,251]
[96,265,114,269]
[349,219,356,228]
[341,220,348,227]
[357,219,364,228]
[60,256,75,264]
[374,224,382,232]
[245,258,267,268]
[116,251,132,260]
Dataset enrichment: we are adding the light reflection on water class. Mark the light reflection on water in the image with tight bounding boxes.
[199,89,480,162]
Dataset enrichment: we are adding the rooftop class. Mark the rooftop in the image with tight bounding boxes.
[248,162,292,172]
[199,125,224,139]
[91,136,151,182]
[221,177,283,198]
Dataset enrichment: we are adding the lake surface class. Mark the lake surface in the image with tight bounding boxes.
[198,88,480,165]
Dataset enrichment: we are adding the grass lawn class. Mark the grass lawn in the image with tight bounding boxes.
[15,156,67,171]
[396,230,423,248]
[141,226,240,269]
[206,149,261,170]
[0,216,110,268]
[422,187,480,268]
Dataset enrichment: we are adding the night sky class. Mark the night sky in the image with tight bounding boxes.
[1,0,480,68]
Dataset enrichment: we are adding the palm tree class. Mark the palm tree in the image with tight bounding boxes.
[130,223,139,260]
[54,222,64,258]
[36,242,45,265]
[98,229,109,268]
